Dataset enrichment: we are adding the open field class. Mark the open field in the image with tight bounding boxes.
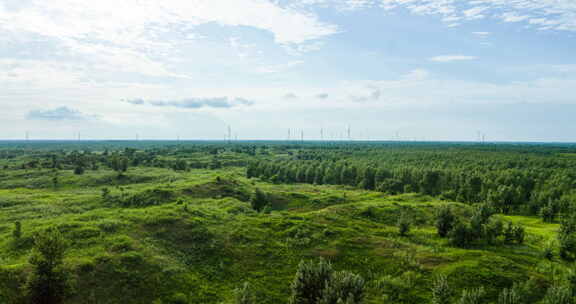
[1,141,575,303]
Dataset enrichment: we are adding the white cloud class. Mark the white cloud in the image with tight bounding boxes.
[500,12,530,23]
[318,0,576,33]
[27,106,96,121]
[463,6,489,20]
[472,31,491,37]
[0,0,338,79]
[0,59,89,89]
[256,61,304,73]
[0,0,337,45]
[429,55,478,62]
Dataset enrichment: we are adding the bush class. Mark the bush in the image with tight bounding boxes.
[449,222,472,248]
[376,272,419,303]
[12,221,22,240]
[540,204,555,223]
[543,241,555,261]
[497,286,520,304]
[25,227,72,304]
[541,284,573,304]
[559,233,576,260]
[435,205,455,238]
[458,287,485,304]
[235,282,255,304]
[289,259,364,304]
[513,225,525,244]
[503,222,515,244]
[431,275,451,304]
[397,215,411,237]
[289,259,334,304]
[319,271,364,304]
[73,165,84,175]
[250,188,268,212]
[167,293,188,304]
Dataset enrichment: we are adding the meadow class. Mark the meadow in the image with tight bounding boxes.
[1,141,575,304]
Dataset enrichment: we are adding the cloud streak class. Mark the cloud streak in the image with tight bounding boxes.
[27,106,95,121]
[429,55,478,62]
[312,0,576,33]
[126,97,254,109]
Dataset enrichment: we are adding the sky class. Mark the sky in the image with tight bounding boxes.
[1,0,575,142]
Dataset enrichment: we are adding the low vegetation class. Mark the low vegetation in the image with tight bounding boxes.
[1,141,576,303]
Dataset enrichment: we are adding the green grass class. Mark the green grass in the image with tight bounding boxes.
[0,164,568,303]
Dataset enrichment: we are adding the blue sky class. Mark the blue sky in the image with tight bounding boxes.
[1,0,575,141]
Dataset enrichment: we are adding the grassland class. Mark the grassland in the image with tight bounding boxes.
[0,148,568,304]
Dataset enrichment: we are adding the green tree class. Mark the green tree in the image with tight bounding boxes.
[558,215,576,260]
[319,271,365,304]
[540,203,556,223]
[421,170,441,195]
[250,188,268,212]
[51,175,59,189]
[110,155,129,176]
[289,259,334,304]
[513,224,525,244]
[73,165,84,175]
[289,259,364,304]
[483,217,503,245]
[435,205,455,238]
[449,222,472,248]
[397,214,411,237]
[503,222,515,244]
[543,241,555,261]
[13,221,22,240]
[25,227,72,304]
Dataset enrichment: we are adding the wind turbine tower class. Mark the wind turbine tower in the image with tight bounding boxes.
[347,125,351,141]
[227,126,232,144]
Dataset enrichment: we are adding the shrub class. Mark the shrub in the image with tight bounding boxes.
[13,221,22,240]
[503,222,515,244]
[25,227,72,304]
[540,204,555,223]
[250,188,268,212]
[289,259,333,304]
[289,259,364,304]
[435,205,455,238]
[167,293,188,304]
[458,287,485,304]
[543,241,555,261]
[376,272,419,303]
[73,165,84,175]
[431,275,451,304]
[235,282,255,304]
[483,217,503,245]
[449,222,472,247]
[397,215,411,237]
[541,284,573,304]
[513,225,525,244]
[319,271,364,304]
[497,286,520,304]
[559,233,576,261]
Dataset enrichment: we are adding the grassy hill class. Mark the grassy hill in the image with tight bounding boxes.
[0,164,566,303]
